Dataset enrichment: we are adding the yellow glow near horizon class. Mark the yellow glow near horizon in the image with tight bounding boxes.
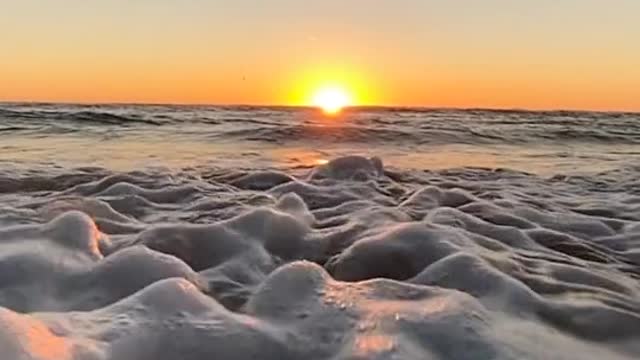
[285,64,379,109]
[312,86,351,114]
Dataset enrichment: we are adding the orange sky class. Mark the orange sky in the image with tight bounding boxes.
[1,0,639,111]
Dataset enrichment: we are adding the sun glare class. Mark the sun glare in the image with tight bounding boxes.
[312,86,352,115]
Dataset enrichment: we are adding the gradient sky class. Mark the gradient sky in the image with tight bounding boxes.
[1,0,639,110]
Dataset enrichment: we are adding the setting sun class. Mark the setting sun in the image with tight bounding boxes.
[285,64,378,110]
[312,86,352,115]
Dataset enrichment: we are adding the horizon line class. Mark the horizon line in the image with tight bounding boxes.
[0,100,638,115]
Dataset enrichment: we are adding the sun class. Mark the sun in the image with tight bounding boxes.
[312,86,352,115]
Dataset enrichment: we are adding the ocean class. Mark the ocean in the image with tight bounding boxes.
[1,103,640,359]
[2,103,639,173]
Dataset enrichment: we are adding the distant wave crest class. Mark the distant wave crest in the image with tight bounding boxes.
[0,107,165,126]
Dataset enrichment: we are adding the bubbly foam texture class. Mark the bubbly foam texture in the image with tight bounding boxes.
[1,156,640,359]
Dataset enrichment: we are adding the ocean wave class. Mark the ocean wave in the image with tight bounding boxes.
[1,104,639,146]
[0,107,165,126]
[214,125,434,145]
[214,123,640,146]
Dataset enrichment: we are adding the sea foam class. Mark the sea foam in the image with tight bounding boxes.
[1,156,640,359]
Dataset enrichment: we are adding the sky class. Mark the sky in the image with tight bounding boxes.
[1,0,639,111]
